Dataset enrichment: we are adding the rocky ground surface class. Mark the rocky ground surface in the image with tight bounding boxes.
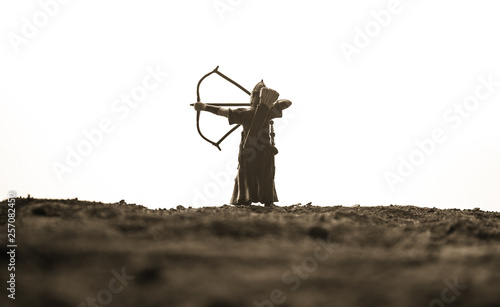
[1,198,499,307]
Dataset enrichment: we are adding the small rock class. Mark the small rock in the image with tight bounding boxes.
[308,226,329,241]
[352,204,360,207]
[135,267,161,285]
[177,205,185,210]
[32,206,47,216]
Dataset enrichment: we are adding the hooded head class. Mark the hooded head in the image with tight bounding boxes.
[250,80,266,108]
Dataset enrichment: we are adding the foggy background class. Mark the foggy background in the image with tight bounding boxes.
[1,0,499,211]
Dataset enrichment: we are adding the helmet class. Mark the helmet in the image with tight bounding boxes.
[251,80,266,107]
[252,80,266,94]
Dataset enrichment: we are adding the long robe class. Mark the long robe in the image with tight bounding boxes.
[228,106,283,205]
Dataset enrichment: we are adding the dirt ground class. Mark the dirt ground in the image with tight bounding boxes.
[1,198,499,307]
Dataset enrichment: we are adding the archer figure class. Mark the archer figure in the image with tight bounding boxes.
[194,79,291,207]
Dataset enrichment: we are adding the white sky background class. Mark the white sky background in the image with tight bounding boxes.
[1,0,499,211]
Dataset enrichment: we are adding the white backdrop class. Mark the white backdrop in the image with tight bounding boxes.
[1,0,499,211]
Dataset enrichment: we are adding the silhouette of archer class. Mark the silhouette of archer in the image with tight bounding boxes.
[194,79,291,207]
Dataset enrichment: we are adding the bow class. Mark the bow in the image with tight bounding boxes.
[193,66,251,150]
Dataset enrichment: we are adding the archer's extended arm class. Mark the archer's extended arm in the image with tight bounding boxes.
[194,102,229,118]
